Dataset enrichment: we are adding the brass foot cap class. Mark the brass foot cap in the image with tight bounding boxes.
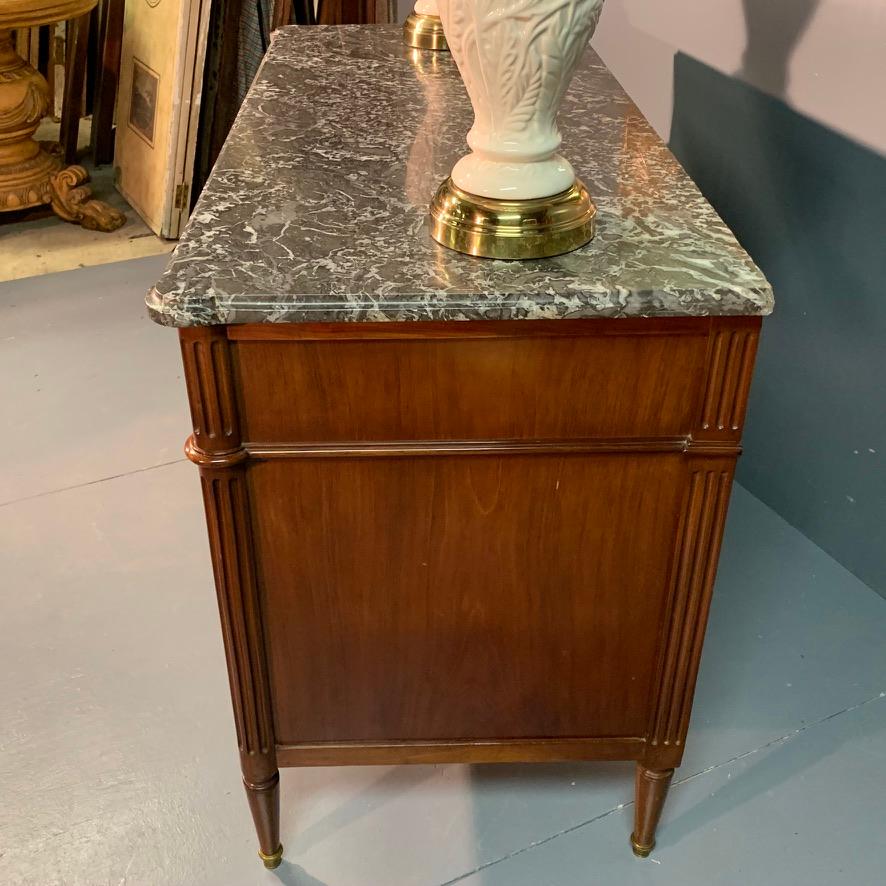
[429,178,597,260]
[404,12,448,51]
[630,834,654,858]
[259,844,284,869]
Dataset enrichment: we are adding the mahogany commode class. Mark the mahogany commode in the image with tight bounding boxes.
[148,26,773,868]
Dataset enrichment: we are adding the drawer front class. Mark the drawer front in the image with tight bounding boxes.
[233,325,709,443]
[252,452,684,744]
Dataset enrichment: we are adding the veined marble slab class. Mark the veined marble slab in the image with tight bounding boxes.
[147,26,773,327]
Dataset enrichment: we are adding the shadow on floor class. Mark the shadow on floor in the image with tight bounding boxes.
[273,860,332,886]
[288,765,440,854]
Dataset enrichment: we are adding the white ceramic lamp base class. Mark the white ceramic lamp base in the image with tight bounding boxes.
[431,0,606,258]
[451,154,579,202]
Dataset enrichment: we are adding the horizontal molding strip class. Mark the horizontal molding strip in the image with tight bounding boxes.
[276,736,646,767]
[227,318,716,342]
[245,437,740,460]
[248,438,686,459]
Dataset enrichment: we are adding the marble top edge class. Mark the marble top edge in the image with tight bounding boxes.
[148,25,773,327]
[145,284,773,328]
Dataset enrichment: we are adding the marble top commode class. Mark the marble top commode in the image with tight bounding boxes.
[147,25,773,327]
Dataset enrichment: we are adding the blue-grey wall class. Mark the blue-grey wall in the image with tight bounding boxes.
[669,54,886,597]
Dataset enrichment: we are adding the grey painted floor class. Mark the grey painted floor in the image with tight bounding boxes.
[1,257,885,886]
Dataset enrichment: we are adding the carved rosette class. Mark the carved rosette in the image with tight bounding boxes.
[437,0,605,199]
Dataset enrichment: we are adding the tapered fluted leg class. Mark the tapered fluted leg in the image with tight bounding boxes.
[631,765,674,857]
[245,772,283,869]
[181,328,284,870]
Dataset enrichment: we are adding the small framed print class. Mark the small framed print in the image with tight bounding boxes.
[128,58,160,146]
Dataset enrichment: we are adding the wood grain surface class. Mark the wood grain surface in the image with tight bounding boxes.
[180,315,762,859]
[252,451,684,744]
[233,321,709,444]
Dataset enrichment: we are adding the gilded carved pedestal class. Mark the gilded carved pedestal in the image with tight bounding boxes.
[0,2,124,231]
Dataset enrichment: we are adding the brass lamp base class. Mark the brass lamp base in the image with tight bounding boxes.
[403,12,448,51]
[429,178,596,260]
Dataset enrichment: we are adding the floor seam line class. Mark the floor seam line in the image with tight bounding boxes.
[672,688,886,789]
[435,690,886,885]
[0,458,188,508]
[435,803,629,886]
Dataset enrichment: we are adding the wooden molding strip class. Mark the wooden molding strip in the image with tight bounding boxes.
[247,438,686,459]
[245,438,741,460]
[276,736,646,767]
[686,438,743,457]
[227,318,711,342]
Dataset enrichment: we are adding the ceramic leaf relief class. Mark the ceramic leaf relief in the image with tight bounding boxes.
[439,0,605,199]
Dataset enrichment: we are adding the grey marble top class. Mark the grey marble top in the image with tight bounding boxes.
[147,26,773,327]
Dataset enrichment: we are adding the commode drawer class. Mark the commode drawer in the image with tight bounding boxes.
[231,320,709,444]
